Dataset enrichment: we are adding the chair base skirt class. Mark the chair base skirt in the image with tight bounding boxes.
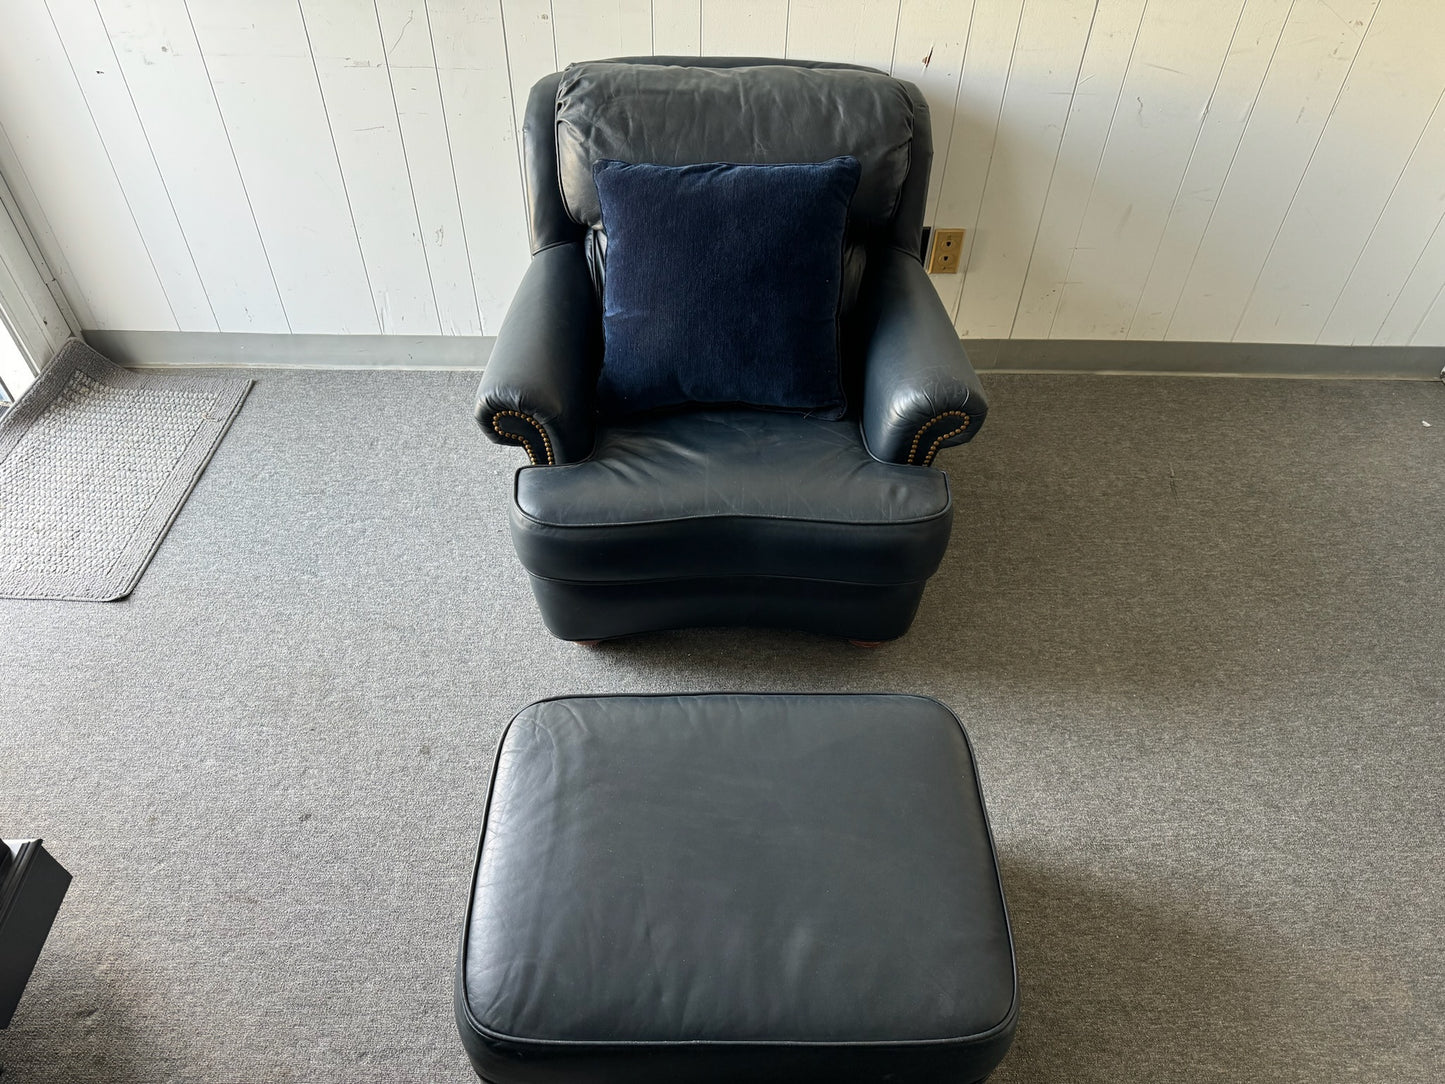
[525,574,928,642]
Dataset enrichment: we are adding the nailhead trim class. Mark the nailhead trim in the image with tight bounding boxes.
[908,410,971,466]
[490,410,554,466]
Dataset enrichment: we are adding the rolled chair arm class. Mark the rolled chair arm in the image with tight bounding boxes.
[476,242,600,465]
[859,247,988,466]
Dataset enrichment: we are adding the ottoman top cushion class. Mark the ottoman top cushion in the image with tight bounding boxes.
[458,693,1016,1079]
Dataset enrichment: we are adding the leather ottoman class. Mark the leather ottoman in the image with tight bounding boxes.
[455,693,1018,1083]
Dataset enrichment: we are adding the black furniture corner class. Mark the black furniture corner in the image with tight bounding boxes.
[456,693,1018,1083]
[0,839,71,1028]
[476,58,989,643]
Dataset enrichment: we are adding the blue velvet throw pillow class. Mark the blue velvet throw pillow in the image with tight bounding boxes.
[592,156,861,419]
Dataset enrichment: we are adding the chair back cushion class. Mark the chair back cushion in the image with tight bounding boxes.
[521,58,933,263]
[556,61,914,231]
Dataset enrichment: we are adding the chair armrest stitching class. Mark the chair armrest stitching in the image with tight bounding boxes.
[490,409,554,466]
[922,419,970,466]
[907,410,970,466]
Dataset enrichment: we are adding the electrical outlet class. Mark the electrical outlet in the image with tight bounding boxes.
[928,228,965,274]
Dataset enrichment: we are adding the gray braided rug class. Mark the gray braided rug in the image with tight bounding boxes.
[0,340,251,600]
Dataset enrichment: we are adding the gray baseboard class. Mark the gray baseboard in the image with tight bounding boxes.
[82,329,1444,380]
[83,330,494,370]
[968,338,1444,379]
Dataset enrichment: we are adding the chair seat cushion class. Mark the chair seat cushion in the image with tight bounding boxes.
[456,693,1019,1084]
[509,410,952,585]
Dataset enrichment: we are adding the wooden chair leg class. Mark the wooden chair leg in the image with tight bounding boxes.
[848,639,885,648]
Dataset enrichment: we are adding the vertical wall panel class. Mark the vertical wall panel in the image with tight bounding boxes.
[627,0,658,56]
[1049,1,1249,339]
[653,0,702,54]
[427,0,531,332]
[954,0,1095,338]
[1166,0,1379,341]
[498,0,559,273]
[929,0,1026,324]
[889,0,978,230]
[501,1,558,137]
[1236,1,1445,342]
[302,1,439,334]
[1127,0,1292,340]
[786,0,900,70]
[0,3,172,330]
[1011,0,1146,338]
[701,0,789,56]
[1409,280,1445,347]
[1376,218,1445,346]
[552,0,652,64]
[1323,91,1445,346]
[187,0,377,333]
[376,0,482,335]
[95,0,288,333]
[47,0,215,331]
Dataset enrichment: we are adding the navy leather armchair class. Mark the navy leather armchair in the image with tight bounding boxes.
[478,58,988,643]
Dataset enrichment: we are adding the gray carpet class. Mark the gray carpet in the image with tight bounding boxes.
[1,369,1441,1082]
[0,342,250,601]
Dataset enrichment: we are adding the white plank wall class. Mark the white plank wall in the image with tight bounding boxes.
[652,1,701,55]
[426,0,530,332]
[953,0,1094,338]
[0,2,170,331]
[188,0,379,333]
[1050,1,1251,340]
[95,0,291,332]
[302,1,439,334]
[1,0,1443,347]
[376,0,483,336]
[1011,0,1148,338]
[926,0,1026,327]
[1125,0,1292,341]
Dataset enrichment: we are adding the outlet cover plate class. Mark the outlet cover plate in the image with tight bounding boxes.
[928,228,965,274]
